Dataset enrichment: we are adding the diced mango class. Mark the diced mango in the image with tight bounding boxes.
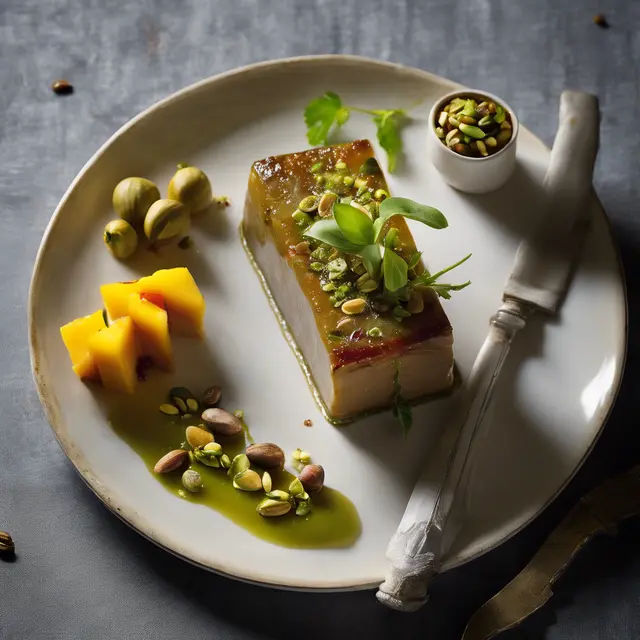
[128,293,173,371]
[60,310,107,380]
[88,317,138,394]
[100,281,141,320]
[137,267,205,338]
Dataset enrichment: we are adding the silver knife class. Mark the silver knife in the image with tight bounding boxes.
[376,91,600,612]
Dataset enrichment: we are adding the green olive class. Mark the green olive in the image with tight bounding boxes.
[167,166,212,214]
[144,199,190,243]
[112,177,160,226]
[104,219,138,259]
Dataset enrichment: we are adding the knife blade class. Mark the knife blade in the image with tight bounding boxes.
[376,91,600,612]
[462,465,640,640]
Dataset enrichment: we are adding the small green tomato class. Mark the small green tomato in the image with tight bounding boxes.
[167,166,213,214]
[112,177,160,226]
[103,219,138,259]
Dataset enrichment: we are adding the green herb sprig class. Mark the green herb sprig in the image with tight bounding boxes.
[304,197,471,297]
[304,92,406,172]
[392,369,413,437]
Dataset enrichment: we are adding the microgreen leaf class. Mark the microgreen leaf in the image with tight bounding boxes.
[303,219,364,253]
[333,202,374,246]
[374,197,449,242]
[383,248,408,292]
[304,92,347,146]
[411,254,472,299]
[412,254,472,286]
[360,243,382,279]
[372,110,405,173]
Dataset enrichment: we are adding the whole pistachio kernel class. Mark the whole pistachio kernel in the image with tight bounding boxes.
[310,161,323,173]
[257,498,292,517]
[367,326,383,338]
[233,469,263,492]
[335,161,348,171]
[220,454,231,469]
[103,219,138,259]
[227,453,250,478]
[343,175,355,188]
[167,166,213,214]
[292,210,312,226]
[374,189,390,201]
[289,477,304,496]
[181,469,203,493]
[203,442,222,455]
[159,403,180,416]
[262,472,273,493]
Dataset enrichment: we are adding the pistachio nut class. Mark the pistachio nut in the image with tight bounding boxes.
[289,477,304,496]
[295,501,311,517]
[317,191,337,217]
[266,490,291,501]
[220,454,231,469]
[173,397,188,413]
[0,531,15,555]
[299,464,325,492]
[112,177,160,226]
[202,385,222,407]
[203,442,222,455]
[232,469,263,491]
[341,298,367,315]
[153,449,189,474]
[181,469,203,493]
[227,453,250,478]
[159,403,180,416]
[103,219,138,260]
[201,408,243,436]
[246,443,285,470]
[168,166,213,214]
[143,199,190,243]
[169,386,196,403]
[185,425,214,449]
[193,447,220,468]
[256,498,292,517]
[261,472,273,493]
[298,195,318,213]
[186,398,199,413]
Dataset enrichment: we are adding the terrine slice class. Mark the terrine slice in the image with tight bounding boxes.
[243,139,454,421]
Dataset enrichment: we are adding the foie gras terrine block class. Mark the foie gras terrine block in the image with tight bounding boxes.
[243,140,454,421]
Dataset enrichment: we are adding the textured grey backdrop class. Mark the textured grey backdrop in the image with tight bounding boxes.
[1,0,639,638]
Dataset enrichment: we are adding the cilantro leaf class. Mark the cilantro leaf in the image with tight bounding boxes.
[372,110,406,173]
[304,92,348,146]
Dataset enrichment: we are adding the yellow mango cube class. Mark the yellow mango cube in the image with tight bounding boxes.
[60,310,107,380]
[136,267,205,338]
[88,316,138,394]
[100,281,141,320]
[128,293,173,371]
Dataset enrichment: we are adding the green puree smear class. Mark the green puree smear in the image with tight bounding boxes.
[107,386,361,549]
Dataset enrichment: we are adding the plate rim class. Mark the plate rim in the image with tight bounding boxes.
[28,54,628,591]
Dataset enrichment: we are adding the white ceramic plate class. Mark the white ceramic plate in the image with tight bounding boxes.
[29,56,626,590]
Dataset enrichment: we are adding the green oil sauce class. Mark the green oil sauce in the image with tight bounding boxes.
[107,385,361,549]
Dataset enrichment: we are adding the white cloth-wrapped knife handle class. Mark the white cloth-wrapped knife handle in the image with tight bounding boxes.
[376,300,530,612]
[376,90,600,612]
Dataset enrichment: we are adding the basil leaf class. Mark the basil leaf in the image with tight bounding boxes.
[373,110,405,173]
[304,92,345,146]
[303,219,364,253]
[333,202,374,246]
[360,243,382,279]
[383,248,408,292]
[374,197,449,242]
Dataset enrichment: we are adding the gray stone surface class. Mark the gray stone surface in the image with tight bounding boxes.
[1,0,639,638]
